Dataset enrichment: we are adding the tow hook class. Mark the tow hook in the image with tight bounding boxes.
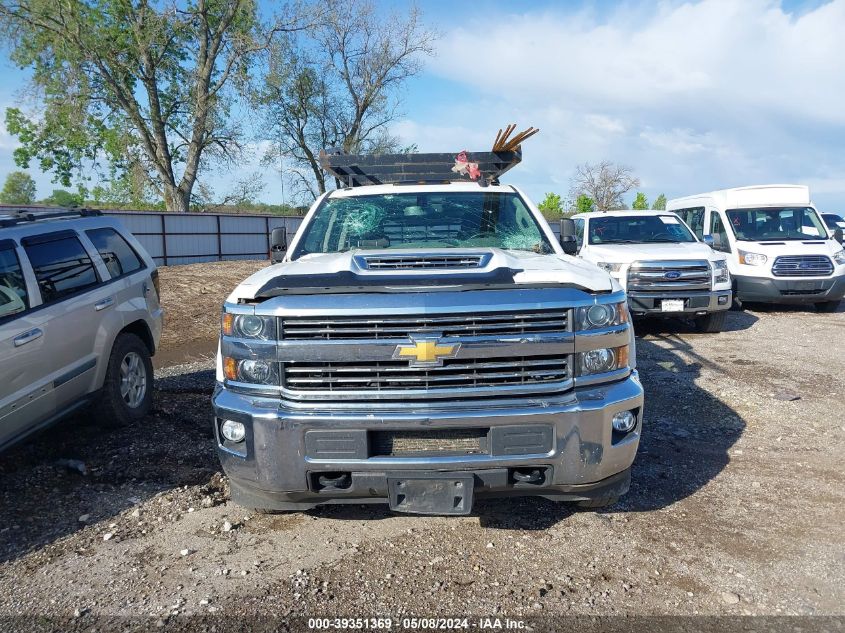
[316,472,351,490]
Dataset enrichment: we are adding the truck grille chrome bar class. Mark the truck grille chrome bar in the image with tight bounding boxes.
[280,310,570,340]
[282,355,570,397]
[627,260,711,293]
[771,255,833,277]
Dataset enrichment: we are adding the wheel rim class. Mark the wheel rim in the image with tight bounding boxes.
[119,351,147,409]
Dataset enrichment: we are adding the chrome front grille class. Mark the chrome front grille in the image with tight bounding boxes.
[280,310,569,341]
[771,255,833,277]
[627,260,711,293]
[357,253,488,270]
[282,355,570,398]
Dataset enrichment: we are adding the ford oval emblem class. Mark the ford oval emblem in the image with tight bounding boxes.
[664,271,682,279]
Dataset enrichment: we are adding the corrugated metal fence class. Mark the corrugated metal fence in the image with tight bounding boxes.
[106,211,305,266]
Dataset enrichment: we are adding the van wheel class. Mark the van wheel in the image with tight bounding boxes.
[815,300,841,313]
[95,333,153,426]
[694,311,727,333]
[574,496,619,509]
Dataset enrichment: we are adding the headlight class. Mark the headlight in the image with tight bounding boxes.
[222,313,276,340]
[712,260,730,284]
[833,249,845,265]
[577,345,629,376]
[223,357,280,386]
[575,301,628,330]
[596,262,624,273]
[738,250,767,266]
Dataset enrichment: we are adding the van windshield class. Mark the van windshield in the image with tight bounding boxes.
[587,215,696,245]
[292,192,554,258]
[726,207,828,241]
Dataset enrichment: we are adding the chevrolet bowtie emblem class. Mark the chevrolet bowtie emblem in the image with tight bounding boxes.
[393,337,461,367]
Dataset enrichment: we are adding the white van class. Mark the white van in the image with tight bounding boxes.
[572,210,732,332]
[667,185,845,311]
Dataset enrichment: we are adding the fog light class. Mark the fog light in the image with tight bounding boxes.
[220,419,246,443]
[612,410,636,433]
[718,295,729,305]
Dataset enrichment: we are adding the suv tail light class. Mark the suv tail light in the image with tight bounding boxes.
[150,270,161,301]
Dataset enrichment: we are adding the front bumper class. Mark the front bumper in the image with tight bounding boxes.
[212,373,644,512]
[627,290,732,316]
[735,274,845,303]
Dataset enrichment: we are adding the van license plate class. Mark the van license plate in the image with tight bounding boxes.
[661,299,685,312]
[387,474,474,515]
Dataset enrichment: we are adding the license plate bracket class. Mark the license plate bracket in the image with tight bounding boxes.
[387,473,475,515]
[661,299,686,312]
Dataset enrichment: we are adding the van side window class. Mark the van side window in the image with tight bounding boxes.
[676,207,704,238]
[0,243,28,319]
[573,218,585,247]
[22,233,100,304]
[710,214,730,252]
[86,228,144,279]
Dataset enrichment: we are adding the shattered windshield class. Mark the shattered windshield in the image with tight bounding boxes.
[292,191,554,258]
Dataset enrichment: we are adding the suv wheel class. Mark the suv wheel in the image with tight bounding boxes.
[694,311,727,333]
[815,300,841,313]
[96,333,153,425]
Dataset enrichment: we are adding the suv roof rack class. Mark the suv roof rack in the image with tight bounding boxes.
[0,207,102,228]
[319,149,522,188]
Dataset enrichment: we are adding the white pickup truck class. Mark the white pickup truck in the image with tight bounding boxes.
[213,150,644,515]
[572,210,732,332]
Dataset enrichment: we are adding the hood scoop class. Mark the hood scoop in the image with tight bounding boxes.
[355,252,492,271]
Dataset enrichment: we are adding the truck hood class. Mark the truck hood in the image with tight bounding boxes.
[228,248,615,301]
[585,241,721,262]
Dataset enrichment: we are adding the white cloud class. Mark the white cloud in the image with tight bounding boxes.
[401,0,845,209]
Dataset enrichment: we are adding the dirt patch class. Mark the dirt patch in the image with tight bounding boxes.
[155,260,267,367]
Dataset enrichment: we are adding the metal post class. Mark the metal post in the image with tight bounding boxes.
[216,214,223,262]
[161,213,168,266]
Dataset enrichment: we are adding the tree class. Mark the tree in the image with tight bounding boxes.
[632,192,648,210]
[570,161,640,212]
[261,0,436,199]
[652,193,667,210]
[0,0,305,212]
[537,192,563,217]
[43,189,83,207]
[0,170,36,203]
[573,193,595,214]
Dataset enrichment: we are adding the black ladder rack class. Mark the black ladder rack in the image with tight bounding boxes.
[0,207,102,228]
[319,149,522,188]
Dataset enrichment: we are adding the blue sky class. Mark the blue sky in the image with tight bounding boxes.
[2,0,845,212]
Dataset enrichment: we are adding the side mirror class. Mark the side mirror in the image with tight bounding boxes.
[270,227,287,263]
[703,234,715,248]
[559,218,578,255]
[834,228,844,244]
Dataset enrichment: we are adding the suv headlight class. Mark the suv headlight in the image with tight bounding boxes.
[833,249,845,265]
[222,313,277,340]
[712,260,730,284]
[575,301,628,330]
[596,262,624,274]
[738,250,767,266]
[577,345,630,376]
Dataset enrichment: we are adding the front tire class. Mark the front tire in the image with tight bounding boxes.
[95,333,153,425]
[815,300,841,313]
[694,310,727,333]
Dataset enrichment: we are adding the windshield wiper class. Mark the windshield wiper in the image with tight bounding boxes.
[648,238,684,243]
[597,239,641,244]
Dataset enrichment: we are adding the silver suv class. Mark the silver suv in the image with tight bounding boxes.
[0,208,163,453]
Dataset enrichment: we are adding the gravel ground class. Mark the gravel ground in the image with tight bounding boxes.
[0,261,843,630]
